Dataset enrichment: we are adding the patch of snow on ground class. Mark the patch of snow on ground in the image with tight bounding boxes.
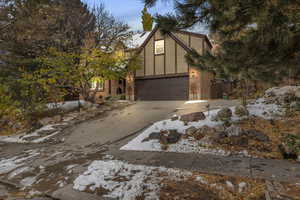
[0,150,39,175]
[20,176,37,187]
[47,100,91,111]
[247,98,282,119]
[0,123,64,144]
[184,100,208,104]
[121,98,281,154]
[8,166,31,180]
[73,160,191,200]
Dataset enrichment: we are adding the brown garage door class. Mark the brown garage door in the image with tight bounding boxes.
[135,76,189,100]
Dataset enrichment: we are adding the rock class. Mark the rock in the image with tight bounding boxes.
[167,130,181,144]
[198,125,217,136]
[226,181,235,192]
[214,125,226,132]
[159,134,168,145]
[171,115,179,121]
[144,130,181,144]
[245,130,270,142]
[180,112,206,123]
[185,126,197,135]
[234,106,249,117]
[191,126,217,140]
[238,182,247,193]
[215,107,232,122]
[225,125,244,137]
[142,132,161,142]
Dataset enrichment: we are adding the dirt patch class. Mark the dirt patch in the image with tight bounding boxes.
[159,173,266,200]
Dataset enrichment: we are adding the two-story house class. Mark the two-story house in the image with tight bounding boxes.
[91,26,214,101]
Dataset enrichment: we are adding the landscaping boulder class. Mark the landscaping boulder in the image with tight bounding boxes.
[191,126,217,140]
[167,130,181,144]
[171,115,179,121]
[185,126,197,135]
[142,132,161,142]
[142,130,182,144]
[214,107,232,122]
[245,130,270,142]
[234,106,249,117]
[225,125,244,137]
[180,112,206,123]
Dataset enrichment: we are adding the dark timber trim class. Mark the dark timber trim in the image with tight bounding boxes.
[135,73,189,80]
[175,42,178,74]
[188,34,191,71]
[143,48,146,76]
[202,38,205,55]
[168,32,192,53]
[153,33,156,75]
[164,35,166,75]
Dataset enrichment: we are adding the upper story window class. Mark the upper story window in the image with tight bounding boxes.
[155,40,164,55]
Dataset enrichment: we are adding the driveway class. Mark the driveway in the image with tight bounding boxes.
[64,99,239,147]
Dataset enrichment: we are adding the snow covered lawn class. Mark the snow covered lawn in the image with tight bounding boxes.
[121,98,282,156]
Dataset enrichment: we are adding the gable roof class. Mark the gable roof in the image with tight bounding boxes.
[124,31,152,49]
[135,25,212,53]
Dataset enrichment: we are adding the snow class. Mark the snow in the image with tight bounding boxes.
[47,100,91,112]
[121,98,281,154]
[20,176,37,187]
[125,32,151,49]
[8,166,31,180]
[184,100,208,104]
[265,86,300,97]
[0,124,62,144]
[73,159,191,200]
[0,150,39,175]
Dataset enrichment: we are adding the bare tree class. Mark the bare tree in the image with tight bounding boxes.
[92,3,132,50]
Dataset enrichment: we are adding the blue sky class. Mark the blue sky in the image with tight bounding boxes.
[83,0,208,33]
[83,0,175,31]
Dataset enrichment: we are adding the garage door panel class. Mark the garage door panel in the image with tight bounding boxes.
[135,76,189,100]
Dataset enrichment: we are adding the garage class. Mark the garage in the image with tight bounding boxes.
[135,76,189,100]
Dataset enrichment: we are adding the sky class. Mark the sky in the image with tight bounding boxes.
[83,0,208,33]
[83,0,174,31]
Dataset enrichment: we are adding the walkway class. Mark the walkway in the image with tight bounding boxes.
[108,149,300,183]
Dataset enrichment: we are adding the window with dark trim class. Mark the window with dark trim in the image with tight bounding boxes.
[155,40,165,55]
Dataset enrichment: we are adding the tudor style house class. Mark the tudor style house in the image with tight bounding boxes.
[90,26,214,101]
[125,26,214,101]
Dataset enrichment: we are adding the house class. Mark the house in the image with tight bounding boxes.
[125,26,214,101]
[91,26,214,102]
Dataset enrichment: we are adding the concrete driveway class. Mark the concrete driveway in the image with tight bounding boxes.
[64,100,239,147]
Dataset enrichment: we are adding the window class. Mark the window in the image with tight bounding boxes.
[91,78,104,91]
[155,40,164,55]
